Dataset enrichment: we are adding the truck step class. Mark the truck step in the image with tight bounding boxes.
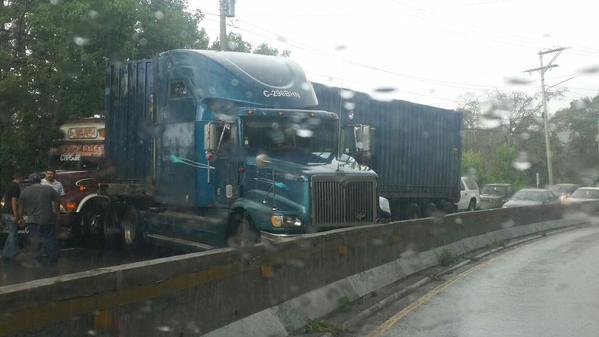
[143,233,214,252]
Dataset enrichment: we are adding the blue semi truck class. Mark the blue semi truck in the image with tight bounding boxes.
[88,50,379,249]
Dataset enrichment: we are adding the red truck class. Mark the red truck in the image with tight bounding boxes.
[49,117,106,242]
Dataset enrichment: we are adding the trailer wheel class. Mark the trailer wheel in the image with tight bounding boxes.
[424,202,438,217]
[121,206,143,250]
[407,203,421,219]
[227,210,260,248]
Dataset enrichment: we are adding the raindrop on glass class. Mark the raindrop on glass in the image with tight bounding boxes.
[300,82,312,91]
[231,78,239,86]
[340,89,354,100]
[156,326,171,332]
[505,77,533,85]
[297,129,314,138]
[154,11,165,20]
[373,86,397,93]
[73,36,90,46]
[139,38,148,46]
[512,152,531,171]
[343,102,355,110]
[49,0,61,4]
[578,65,599,75]
[88,10,99,19]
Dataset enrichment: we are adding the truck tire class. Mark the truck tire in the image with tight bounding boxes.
[79,202,106,247]
[121,205,143,250]
[407,203,421,219]
[101,207,122,249]
[227,210,260,248]
[424,202,438,217]
[468,199,477,211]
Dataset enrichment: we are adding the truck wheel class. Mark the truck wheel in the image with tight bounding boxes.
[80,203,105,247]
[424,202,438,217]
[227,211,260,248]
[468,199,477,211]
[407,203,421,219]
[101,207,122,249]
[121,206,143,250]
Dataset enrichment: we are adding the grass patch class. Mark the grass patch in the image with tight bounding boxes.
[304,319,345,335]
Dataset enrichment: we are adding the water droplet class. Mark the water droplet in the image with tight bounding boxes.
[139,38,148,46]
[49,0,61,4]
[276,35,287,43]
[519,132,530,140]
[300,82,312,91]
[156,326,171,332]
[578,65,599,75]
[505,77,533,85]
[231,78,239,86]
[343,102,355,110]
[428,88,436,94]
[88,10,99,19]
[373,86,397,93]
[73,36,90,46]
[454,217,463,224]
[512,152,531,170]
[86,330,97,336]
[334,45,347,51]
[340,89,354,99]
[348,112,355,120]
[154,11,164,20]
[297,129,313,138]
[479,115,502,129]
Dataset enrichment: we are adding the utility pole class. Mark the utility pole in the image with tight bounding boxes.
[219,0,227,51]
[219,0,236,51]
[524,46,569,186]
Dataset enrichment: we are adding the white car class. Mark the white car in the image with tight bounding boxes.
[563,187,599,204]
[456,176,480,211]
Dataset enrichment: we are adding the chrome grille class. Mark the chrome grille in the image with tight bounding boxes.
[311,177,377,226]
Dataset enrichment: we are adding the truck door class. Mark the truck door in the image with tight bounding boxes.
[210,122,240,205]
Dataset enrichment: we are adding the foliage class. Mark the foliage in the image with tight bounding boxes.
[0,0,208,184]
[209,32,288,56]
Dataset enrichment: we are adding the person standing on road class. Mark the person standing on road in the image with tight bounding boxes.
[41,169,65,197]
[1,171,24,261]
[19,173,60,263]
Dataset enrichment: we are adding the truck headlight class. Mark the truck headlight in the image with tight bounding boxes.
[271,215,302,228]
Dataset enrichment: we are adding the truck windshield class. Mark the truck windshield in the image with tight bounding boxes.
[242,116,338,161]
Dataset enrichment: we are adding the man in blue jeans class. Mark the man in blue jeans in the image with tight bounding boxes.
[19,173,60,263]
[1,171,24,261]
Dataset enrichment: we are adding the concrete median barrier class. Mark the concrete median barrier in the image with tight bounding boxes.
[0,202,597,337]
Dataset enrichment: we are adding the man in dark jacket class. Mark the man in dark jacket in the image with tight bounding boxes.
[19,173,60,263]
[1,171,24,260]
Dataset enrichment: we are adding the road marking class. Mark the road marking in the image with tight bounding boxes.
[366,256,498,337]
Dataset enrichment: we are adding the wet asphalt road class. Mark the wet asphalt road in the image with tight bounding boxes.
[0,243,177,287]
[369,225,599,337]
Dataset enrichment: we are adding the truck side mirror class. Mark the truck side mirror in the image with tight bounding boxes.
[204,123,220,151]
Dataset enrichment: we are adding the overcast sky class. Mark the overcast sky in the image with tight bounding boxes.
[188,0,599,111]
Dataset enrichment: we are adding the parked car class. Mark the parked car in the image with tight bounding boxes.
[563,187,599,204]
[479,184,512,209]
[456,176,479,211]
[502,188,560,208]
[550,183,580,200]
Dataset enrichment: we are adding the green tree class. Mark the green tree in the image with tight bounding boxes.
[0,0,209,184]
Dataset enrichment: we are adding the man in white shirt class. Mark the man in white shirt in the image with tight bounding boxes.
[41,170,65,197]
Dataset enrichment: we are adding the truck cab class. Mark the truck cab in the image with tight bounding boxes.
[101,50,378,248]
